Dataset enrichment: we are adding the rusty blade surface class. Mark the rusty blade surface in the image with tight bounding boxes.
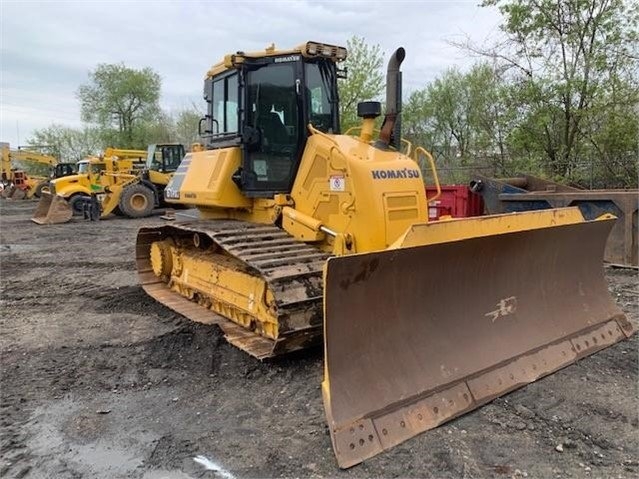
[323,217,634,468]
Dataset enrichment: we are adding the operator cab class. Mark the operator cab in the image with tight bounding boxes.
[200,41,345,197]
[146,144,186,173]
[89,162,107,175]
[51,163,77,179]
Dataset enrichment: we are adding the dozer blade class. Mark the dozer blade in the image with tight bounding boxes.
[31,192,73,224]
[322,208,634,468]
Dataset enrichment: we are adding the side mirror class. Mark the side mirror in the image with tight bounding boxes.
[198,115,217,135]
[198,117,208,135]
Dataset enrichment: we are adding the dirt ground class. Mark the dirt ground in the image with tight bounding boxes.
[0,198,637,479]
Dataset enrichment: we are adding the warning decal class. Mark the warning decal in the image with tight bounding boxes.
[330,175,345,191]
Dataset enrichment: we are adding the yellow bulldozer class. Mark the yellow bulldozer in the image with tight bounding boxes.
[32,145,186,224]
[134,42,635,468]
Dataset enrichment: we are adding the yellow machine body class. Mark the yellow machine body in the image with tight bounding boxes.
[94,168,174,219]
[1,142,58,199]
[50,157,143,198]
[88,143,186,219]
[165,130,428,254]
[32,152,146,224]
[134,42,634,469]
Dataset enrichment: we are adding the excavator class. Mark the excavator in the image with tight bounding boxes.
[134,42,635,468]
[0,143,76,199]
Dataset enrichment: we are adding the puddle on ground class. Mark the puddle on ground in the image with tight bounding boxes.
[26,398,157,477]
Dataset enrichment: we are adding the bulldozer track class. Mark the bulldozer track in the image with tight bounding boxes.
[136,220,330,359]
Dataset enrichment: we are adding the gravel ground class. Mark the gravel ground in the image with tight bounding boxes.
[1,198,637,479]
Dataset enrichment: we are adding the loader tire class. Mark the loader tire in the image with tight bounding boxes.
[69,195,89,216]
[119,184,154,218]
[34,181,50,198]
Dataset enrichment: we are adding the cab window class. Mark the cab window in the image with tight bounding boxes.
[305,62,334,133]
[162,146,184,171]
[244,62,300,192]
[90,163,106,175]
[212,73,239,134]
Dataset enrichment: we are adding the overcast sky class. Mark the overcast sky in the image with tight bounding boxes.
[0,0,502,148]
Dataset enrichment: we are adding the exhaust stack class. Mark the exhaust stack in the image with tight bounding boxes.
[378,47,405,149]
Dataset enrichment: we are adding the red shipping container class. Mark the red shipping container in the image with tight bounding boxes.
[425,185,484,220]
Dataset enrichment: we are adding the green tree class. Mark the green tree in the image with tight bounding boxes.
[173,106,204,147]
[338,36,385,132]
[577,66,639,187]
[402,63,520,181]
[475,0,639,185]
[77,63,161,148]
[129,110,174,147]
[133,106,203,147]
[26,124,102,162]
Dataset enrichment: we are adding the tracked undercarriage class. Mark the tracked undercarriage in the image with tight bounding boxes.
[136,220,330,359]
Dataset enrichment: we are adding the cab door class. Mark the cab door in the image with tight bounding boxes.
[242,59,303,195]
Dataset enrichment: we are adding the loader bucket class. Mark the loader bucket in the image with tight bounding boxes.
[31,192,73,224]
[322,208,634,468]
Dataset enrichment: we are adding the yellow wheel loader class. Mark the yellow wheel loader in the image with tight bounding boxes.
[31,149,147,224]
[134,42,635,468]
[81,143,187,221]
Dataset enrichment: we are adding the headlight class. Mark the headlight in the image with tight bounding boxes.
[304,41,347,61]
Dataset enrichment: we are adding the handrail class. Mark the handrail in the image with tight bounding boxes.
[414,146,441,204]
[307,123,340,147]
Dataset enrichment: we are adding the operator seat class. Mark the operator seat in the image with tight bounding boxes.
[257,105,289,147]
